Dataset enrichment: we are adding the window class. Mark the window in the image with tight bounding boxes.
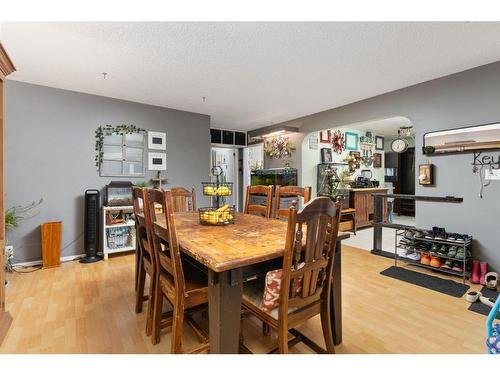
[100,133,145,177]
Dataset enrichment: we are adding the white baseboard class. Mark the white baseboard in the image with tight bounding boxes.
[13,254,85,267]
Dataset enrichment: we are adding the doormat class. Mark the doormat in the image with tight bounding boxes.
[468,286,500,319]
[380,266,470,298]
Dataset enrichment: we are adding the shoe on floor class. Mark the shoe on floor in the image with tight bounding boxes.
[479,295,496,308]
[465,291,482,303]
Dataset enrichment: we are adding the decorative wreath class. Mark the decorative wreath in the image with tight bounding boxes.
[331,130,345,154]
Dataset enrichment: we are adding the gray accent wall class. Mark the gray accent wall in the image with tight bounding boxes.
[6,80,210,263]
[269,61,500,272]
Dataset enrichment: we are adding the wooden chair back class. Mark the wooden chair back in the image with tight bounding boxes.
[279,197,341,314]
[171,186,196,212]
[274,185,312,219]
[146,189,185,302]
[244,185,273,218]
[132,187,154,260]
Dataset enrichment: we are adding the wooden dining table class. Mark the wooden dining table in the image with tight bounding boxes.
[165,211,349,354]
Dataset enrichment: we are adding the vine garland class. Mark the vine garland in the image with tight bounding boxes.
[95,124,145,169]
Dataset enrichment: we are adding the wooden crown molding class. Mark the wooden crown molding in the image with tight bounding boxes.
[0,43,16,77]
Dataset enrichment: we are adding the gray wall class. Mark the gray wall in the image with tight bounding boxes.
[6,81,211,263]
[269,61,500,272]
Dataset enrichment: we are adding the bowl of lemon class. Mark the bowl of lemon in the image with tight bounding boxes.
[198,204,235,225]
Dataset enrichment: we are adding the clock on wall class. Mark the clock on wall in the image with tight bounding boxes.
[391,138,408,153]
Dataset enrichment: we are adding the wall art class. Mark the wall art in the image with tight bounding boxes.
[148,131,167,150]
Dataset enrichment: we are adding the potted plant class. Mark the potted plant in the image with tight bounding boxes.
[4,198,43,274]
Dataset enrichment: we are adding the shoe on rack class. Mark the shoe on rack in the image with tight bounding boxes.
[451,261,463,273]
[470,260,480,284]
[399,248,408,258]
[430,256,442,268]
[430,244,439,256]
[447,247,457,259]
[437,245,448,256]
[420,253,431,265]
[447,233,458,241]
[441,259,453,269]
[414,230,425,239]
[407,251,421,261]
[404,230,415,239]
[435,228,447,240]
[455,249,465,260]
[424,229,435,239]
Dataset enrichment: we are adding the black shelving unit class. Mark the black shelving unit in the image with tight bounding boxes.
[394,228,472,284]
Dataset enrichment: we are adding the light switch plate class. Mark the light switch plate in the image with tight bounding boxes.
[485,168,500,180]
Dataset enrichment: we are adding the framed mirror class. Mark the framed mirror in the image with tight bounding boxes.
[423,122,500,155]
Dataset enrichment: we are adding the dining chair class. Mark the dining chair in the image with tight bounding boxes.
[147,188,210,353]
[170,186,197,212]
[274,185,312,219]
[132,187,156,337]
[244,185,274,218]
[241,196,342,354]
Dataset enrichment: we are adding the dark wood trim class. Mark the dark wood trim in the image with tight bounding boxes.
[372,193,463,202]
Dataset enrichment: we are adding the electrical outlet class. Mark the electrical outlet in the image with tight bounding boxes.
[485,169,500,180]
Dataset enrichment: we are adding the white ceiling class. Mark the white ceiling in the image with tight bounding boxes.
[2,22,500,131]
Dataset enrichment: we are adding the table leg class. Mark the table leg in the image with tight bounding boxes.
[208,268,243,353]
[330,239,342,345]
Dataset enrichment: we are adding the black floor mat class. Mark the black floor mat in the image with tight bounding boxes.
[380,266,469,297]
[467,286,500,319]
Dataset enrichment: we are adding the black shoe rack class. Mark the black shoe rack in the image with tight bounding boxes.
[394,228,472,284]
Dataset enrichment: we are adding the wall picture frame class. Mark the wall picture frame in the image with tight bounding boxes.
[321,148,332,163]
[418,164,434,185]
[148,131,166,150]
[344,132,359,151]
[375,135,385,151]
[148,152,166,171]
[373,153,382,168]
[319,129,331,143]
[309,134,319,150]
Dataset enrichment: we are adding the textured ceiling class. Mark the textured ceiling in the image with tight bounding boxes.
[2,22,500,130]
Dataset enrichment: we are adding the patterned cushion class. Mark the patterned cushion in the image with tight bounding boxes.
[242,278,297,319]
[261,265,304,313]
[487,324,500,354]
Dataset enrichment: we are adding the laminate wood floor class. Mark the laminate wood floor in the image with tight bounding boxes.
[0,245,486,354]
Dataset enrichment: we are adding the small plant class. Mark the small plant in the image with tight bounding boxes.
[5,198,43,231]
[133,181,149,188]
[4,198,43,272]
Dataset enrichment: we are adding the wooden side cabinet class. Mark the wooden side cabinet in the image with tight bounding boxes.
[349,188,387,228]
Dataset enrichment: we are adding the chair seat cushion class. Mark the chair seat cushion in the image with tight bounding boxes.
[242,278,297,319]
